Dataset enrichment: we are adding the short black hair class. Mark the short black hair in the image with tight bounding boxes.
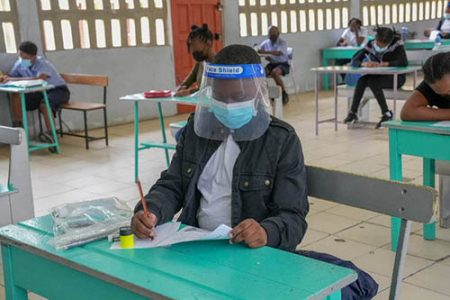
[18,41,38,56]
[348,18,362,27]
[374,27,399,44]
[187,24,218,51]
[423,52,450,84]
[213,44,261,64]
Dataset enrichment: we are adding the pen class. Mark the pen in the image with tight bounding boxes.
[136,180,150,217]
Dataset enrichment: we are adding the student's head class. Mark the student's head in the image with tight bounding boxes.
[373,27,396,51]
[446,2,450,14]
[18,41,38,68]
[423,52,450,96]
[348,18,362,32]
[268,26,280,43]
[211,44,261,105]
[187,24,215,62]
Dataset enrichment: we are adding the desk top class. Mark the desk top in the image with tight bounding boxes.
[0,215,356,300]
[120,93,198,105]
[384,120,450,135]
[311,65,421,75]
[0,84,54,93]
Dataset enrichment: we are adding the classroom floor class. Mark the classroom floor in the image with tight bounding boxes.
[0,87,450,300]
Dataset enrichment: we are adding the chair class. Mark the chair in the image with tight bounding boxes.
[306,165,436,299]
[59,73,109,150]
[284,47,298,97]
[0,126,34,226]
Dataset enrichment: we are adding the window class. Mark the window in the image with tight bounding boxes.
[0,0,19,53]
[238,0,350,37]
[361,0,447,26]
[37,0,169,51]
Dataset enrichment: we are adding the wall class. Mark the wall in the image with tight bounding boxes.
[0,1,177,130]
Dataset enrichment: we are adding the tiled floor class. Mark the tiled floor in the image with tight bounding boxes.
[1,87,449,300]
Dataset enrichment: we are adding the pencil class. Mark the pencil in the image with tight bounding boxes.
[136,180,149,217]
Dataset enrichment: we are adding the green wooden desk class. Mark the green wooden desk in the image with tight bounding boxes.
[0,215,356,300]
[403,39,450,50]
[0,85,60,153]
[120,93,197,182]
[384,120,450,251]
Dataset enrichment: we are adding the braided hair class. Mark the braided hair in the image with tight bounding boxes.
[187,24,218,52]
[374,26,400,45]
[423,52,450,84]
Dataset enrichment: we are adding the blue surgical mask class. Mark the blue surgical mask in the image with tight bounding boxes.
[373,43,388,53]
[211,98,256,129]
[20,58,32,68]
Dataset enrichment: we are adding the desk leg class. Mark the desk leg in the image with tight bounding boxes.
[134,101,139,182]
[413,70,417,88]
[325,290,341,300]
[19,93,30,148]
[2,245,28,300]
[323,53,330,91]
[42,90,60,153]
[393,74,398,118]
[423,158,436,240]
[389,129,403,251]
[333,72,338,131]
[157,102,170,167]
[315,71,319,136]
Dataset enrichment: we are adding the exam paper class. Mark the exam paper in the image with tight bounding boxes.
[110,222,231,249]
[431,121,450,128]
[0,79,47,88]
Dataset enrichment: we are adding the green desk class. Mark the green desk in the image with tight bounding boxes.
[0,216,356,300]
[0,85,60,153]
[120,93,197,182]
[384,120,450,251]
[403,39,450,50]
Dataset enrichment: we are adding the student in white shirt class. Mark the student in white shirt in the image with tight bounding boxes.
[338,18,367,47]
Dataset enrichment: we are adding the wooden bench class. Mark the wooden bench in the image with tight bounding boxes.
[337,85,412,123]
[59,73,109,150]
[306,165,436,299]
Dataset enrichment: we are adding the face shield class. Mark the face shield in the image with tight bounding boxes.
[194,63,271,141]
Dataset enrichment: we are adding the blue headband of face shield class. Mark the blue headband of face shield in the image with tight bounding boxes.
[204,64,265,79]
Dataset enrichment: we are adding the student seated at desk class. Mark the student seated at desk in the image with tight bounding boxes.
[401,52,450,120]
[175,24,218,97]
[425,2,450,40]
[257,25,290,104]
[344,27,408,128]
[0,41,70,141]
[338,18,367,47]
[132,44,378,300]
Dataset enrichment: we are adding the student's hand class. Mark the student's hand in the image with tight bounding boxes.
[37,73,50,80]
[361,61,379,68]
[175,88,191,97]
[131,210,158,239]
[229,219,268,248]
[340,41,348,47]
[0,75,9,83]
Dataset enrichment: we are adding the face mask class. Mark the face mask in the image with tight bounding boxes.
[193,50,207,62]
[211,98,256,129]
[373,43,388,53]
[20,58,32,68]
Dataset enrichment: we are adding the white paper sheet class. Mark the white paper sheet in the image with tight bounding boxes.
[0,79,46,88]
[431,121,450,128]
[110,222,231,249]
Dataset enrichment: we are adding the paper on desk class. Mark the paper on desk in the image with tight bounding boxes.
[0,79,47,88]
[431,121,450,128]
[110,222,231,249]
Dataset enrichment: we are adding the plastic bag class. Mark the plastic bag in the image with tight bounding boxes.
[48,197,132,250]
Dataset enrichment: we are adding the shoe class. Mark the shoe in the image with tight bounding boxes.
[282,91,289,105]
[375,110,393,129]
[343,112,358,124]
[38,132,58,153]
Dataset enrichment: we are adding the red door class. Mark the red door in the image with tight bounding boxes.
[171,0,223,113]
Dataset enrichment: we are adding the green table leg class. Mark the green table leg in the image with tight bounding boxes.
[2,245,28,300]
[134,101,139,182]
[42,90,60,153]
[157,102,170,167]
[323,52,330,91]
[389,129,403,251]
[423,158,436,240]
[19,93,30,147]
[325,290,341,300]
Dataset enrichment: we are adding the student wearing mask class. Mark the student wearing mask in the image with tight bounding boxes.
[343,27,408,128]
[132,44,378,300]
[0,41,70,144]
[401,52,450,120]
[258,25,291,104]
[175,24,218,97]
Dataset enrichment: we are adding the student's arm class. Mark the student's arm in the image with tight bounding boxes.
[258,132,309,252]
[351,48,368,67]
[401,90,450,121]
[384,45,408,67]
[356,36,365,46]
[176,63,200,96]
